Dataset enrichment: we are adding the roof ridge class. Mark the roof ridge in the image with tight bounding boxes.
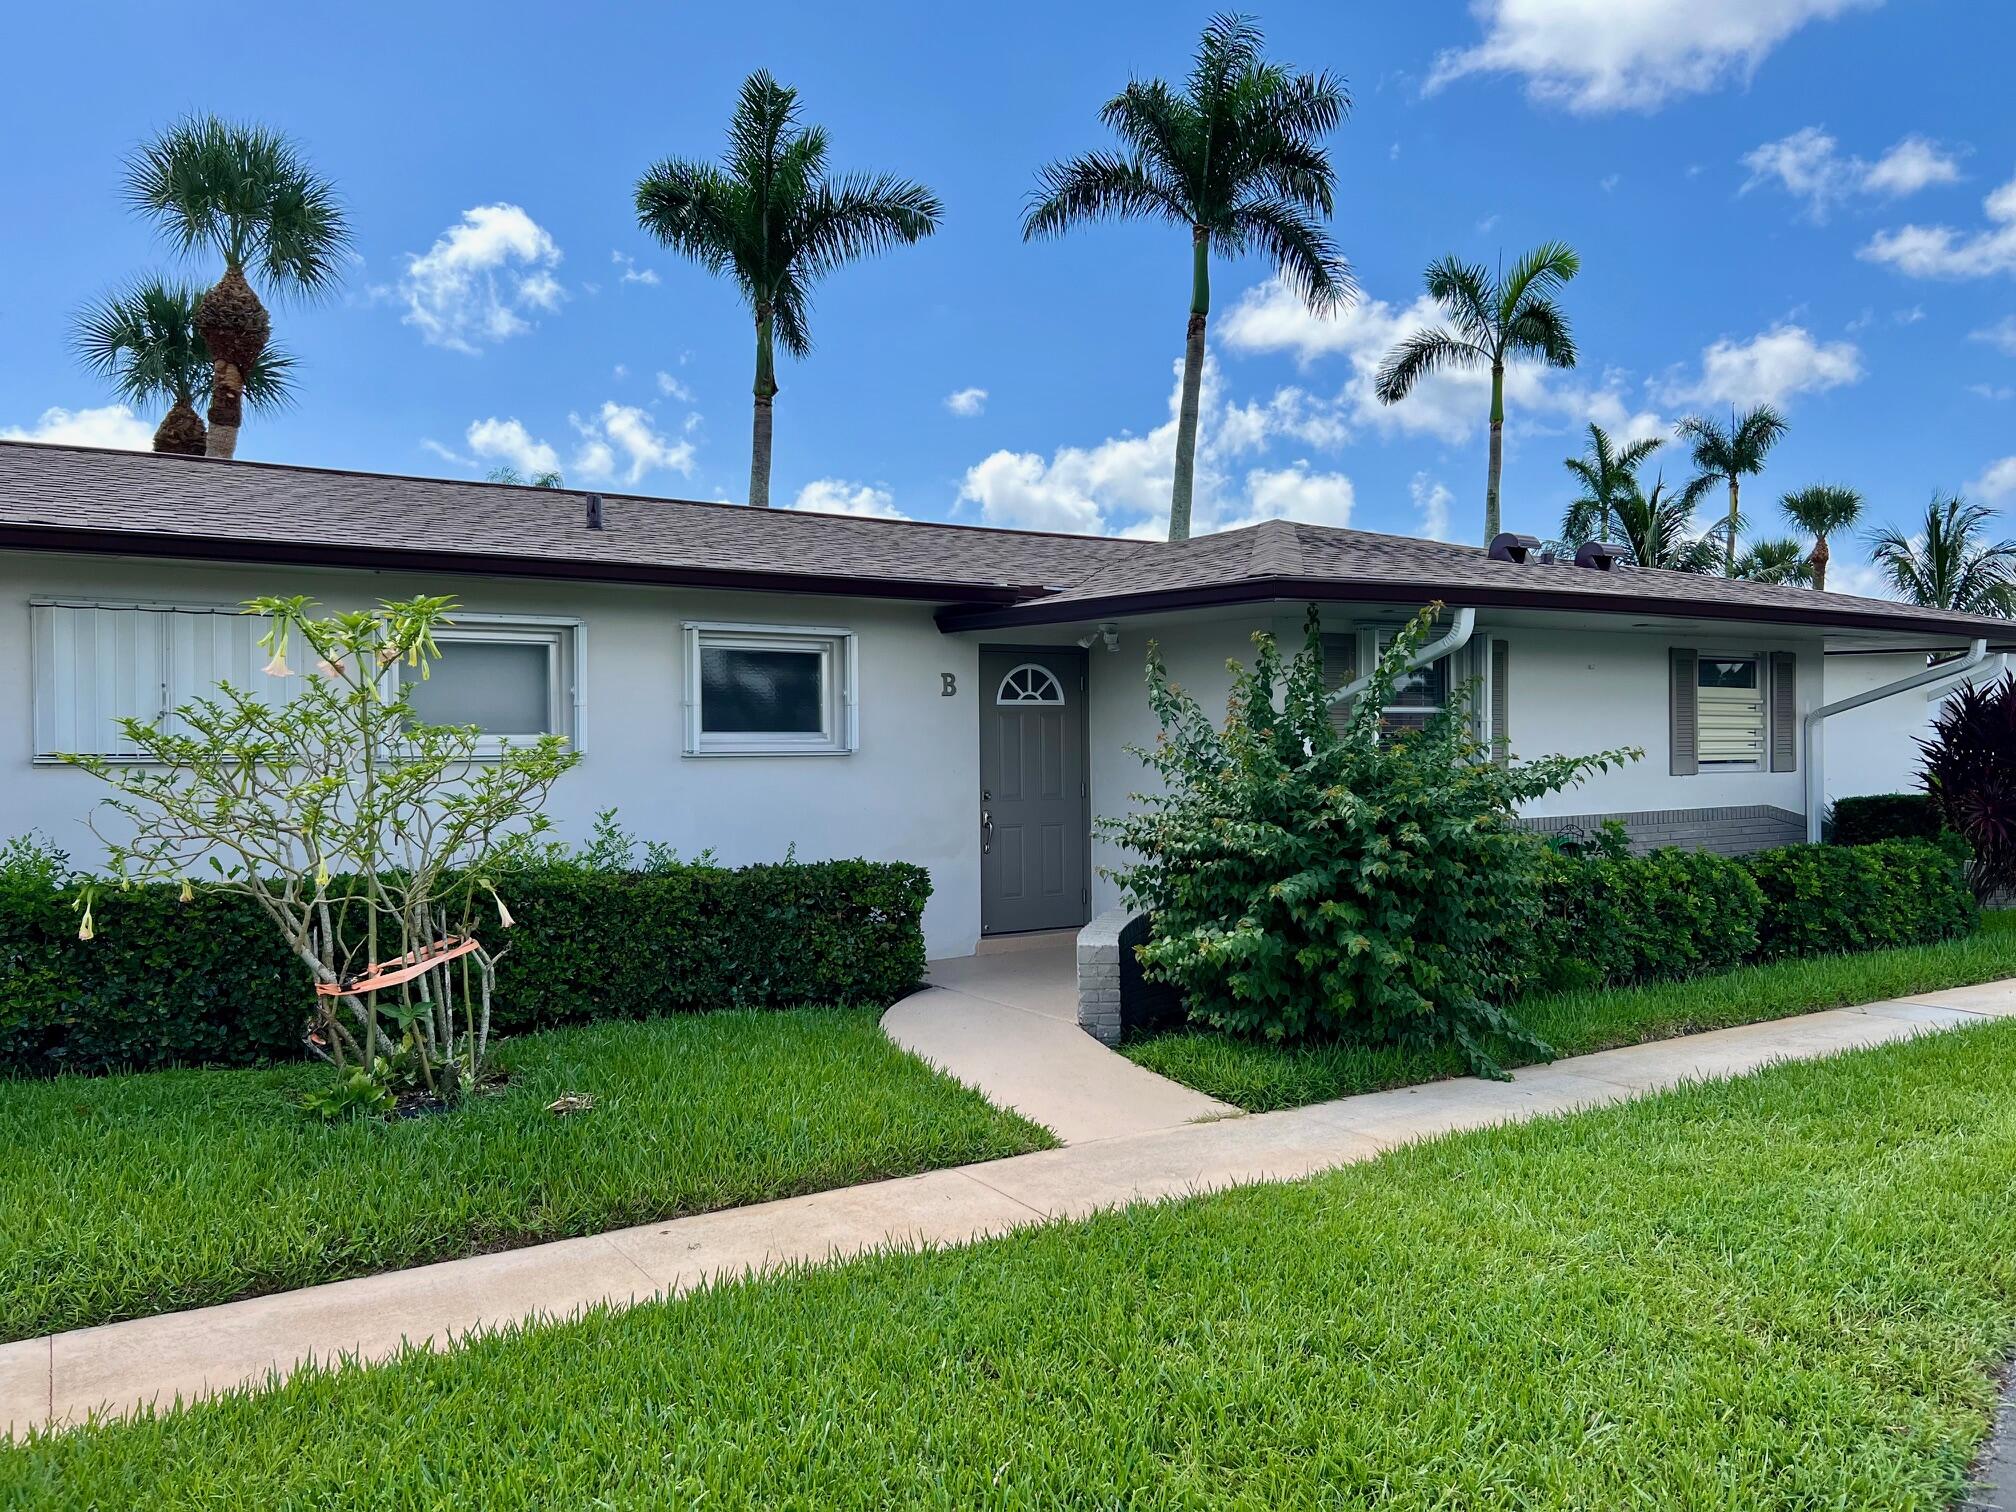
[1243,518,1306,579]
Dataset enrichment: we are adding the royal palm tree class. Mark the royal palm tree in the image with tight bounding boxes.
[1675,404,1788,576]
[1778,483,1863,592]
[1560,423,1661,544]
[1025,13,1350,541]
[1732,537,1816,586]
[123,117,349,460]
[71,278,297,455]
[1867,494,2016,615]
[1610,471,1720,574]
[636,72,941,509]
[1375,242,1580,544]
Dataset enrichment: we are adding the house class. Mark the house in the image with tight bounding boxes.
[2,440,2009,961]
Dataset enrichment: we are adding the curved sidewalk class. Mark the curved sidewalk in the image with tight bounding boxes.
[4,978,2012,1438]
[881,942,1236,1144]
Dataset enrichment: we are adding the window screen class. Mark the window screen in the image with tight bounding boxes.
[402,639,554,735]
[700,646,825,734]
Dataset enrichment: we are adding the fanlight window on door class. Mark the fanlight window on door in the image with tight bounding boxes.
[996,663,1066,706]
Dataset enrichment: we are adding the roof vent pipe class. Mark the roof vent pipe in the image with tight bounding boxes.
[584,493,604,531]
[1487,532,1540,564]
[1574,540,1627,571]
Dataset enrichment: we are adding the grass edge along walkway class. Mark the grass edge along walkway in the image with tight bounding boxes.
[5,1013,2015,1507]
[1125,911,2016,1112]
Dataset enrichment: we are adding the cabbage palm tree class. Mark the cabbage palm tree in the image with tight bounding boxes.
[1560,423,1661,543]
[123,117,349,461]
[1675,404,1788,576]
[1025,13,1351,541]
[1778,483,1863,591]
[636,72,941,509]
[1376,242,1580,544]
[1867,494,2016,614]
[1732,537,1816,586]
[71,278,297,455]
[1612,471,1720,573]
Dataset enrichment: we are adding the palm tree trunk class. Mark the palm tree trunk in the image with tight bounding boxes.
[154,399,206,455]
[749,302,777,508]
[1725,476,1739,575]
[1168,228,1210,544]
[1809,533,1829,592]
[205,361,245,460]
[1484,363,1505,543]
[195,264,269,462]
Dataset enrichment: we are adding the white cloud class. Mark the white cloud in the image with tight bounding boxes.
[465,417,560,476]
[1658,323,1862,409]
[656,370,693,401]
[957,353,1357,537]
[789,479,908,519]
[944,386,988,418]
[1410,473,1455,541]
[1743,127,1962,218]
[1970,456,2016,503]
[1,403,155,450]
[1971,316,2016,354]
[1862,171,2016,278]
[1425,0,1879,114]
[1824,556,1897,600]
[611,250,659,286]
[420,437,466,465]
[570,401,695,485]
[1220,276,1661,446]
[1969,384,2016,402]
[399,204,565,353]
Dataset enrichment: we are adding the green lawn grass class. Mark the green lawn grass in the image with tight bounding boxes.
[1125,909,2016,1112]
[0,1009,1051,1341]
[8,1020,2015,1508]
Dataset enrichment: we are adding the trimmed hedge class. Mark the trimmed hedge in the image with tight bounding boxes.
[1745,840,1976,960]
[1530,837,1974,995]
[1533,847,1763,992]
[0,860,930,1078]
[1831,792,1945,847]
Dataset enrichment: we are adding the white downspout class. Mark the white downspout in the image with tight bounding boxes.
[1803,638,1988,843]
[1327,607,1477,708]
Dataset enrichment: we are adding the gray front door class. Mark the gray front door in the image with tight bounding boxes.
[979,647,1089,935]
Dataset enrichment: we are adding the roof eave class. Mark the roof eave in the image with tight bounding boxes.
[0,523,1035,608]
[933,574,2005,641]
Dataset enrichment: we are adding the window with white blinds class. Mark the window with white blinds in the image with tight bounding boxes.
[31,601,308,761]
[1696,656,1766,769]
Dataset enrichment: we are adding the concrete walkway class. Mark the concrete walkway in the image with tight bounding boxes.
[881,939,1235,1143]
[3,978,2012,1438]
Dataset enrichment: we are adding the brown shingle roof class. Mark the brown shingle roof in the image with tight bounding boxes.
[1,441,2008,643]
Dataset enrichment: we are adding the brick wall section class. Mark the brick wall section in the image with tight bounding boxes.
[1518,804,1806,857]
[1075,908,1128,1046]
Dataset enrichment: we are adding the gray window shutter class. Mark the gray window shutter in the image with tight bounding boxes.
[1769,650,1797,771]
[1490,638,1510,765]
[1321,634,1356,738]
[1669,647,1699,776]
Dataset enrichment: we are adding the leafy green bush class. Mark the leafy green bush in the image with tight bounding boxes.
[1743,839,1977,959]
[1532,846,1763,992]
[1104,608,1635,1074]
[1830,793,1945,847]
[0,854,929,1077]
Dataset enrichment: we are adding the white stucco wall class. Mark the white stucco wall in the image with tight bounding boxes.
[0,552,985,959]
[1819,650,2011,804]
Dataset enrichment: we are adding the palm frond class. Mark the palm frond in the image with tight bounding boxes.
[1222,198,1352,312]
[635,159,747,275]
[1188,11,1266,105]
[1780,483,1864,538]
[796,173,943,276]
[1733,537,1815,585]
[1373,327,1486,405]
[1502,294,1577,368]
[1422,256,1496,343]
[1022,152,1187,239]
[1495,239,1580,323]
[1099,79,1197,192]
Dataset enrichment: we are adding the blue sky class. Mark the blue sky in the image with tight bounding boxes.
[4,0,2014,588]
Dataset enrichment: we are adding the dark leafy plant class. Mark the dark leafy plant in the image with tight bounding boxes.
[1531,846,1763,992]
[1104,606,1638,1075]
[1743,840,1976,958]
[1920,672,2016,899]
[1830,792,1945,847]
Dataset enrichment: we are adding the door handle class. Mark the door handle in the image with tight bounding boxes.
[981,809,992,853]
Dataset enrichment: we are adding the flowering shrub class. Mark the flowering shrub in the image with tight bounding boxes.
[1104,607,1637,1075]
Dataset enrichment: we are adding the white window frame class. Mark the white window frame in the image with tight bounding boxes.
[683,621,858,757]
[1695,650,1767,772]
[393,613,585,757]
[1368,626,1453,731]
